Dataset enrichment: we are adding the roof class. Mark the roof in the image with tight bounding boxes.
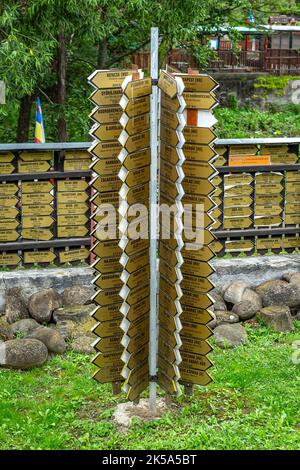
[197,25,300,35]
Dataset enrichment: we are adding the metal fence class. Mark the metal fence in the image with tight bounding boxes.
[0,142,92,267]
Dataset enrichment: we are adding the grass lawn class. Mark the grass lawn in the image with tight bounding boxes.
[0,323,299,450]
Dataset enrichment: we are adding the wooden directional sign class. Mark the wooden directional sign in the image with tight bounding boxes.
[90,105,122,124]
[121,96,150,118]
[90,140,121,159]
[19,151,52,161]
[91,123,122,141]
[121,113,150,136]
[0,195,18,207]
[18,161,51,173]
[93,255,120,275]
[57,202,88,214]
[92,239,121,259]
[225,240,253,252]
[181,259,214,278]
[22,181,53,193]
[92,304,123,323]
[224,217,252,229]
[93,320,122,338]
[125,283,149,306]
[182,291,213,310]
[22,215,53,228]
[158,71,182,98]
[183,161,215,179]
[0,253,21,265]
[0,183,18,195]
[0,163,15,174]
[22,193,53,205]
[93,352,123,369]
[0,152,14,162]
[57,180,88,192]
[64,150,90,160]
[180,336,212,356]
[94,335,123,354]
[119,129,150,154]
[183,127,216,145]
[121,148,150,171]
[182,193,215,212]
[23,228,53,241]
[183,92,218,110]
[123,77,152,99]
[91,175,121,193]
[183,177,215,196]
[90,87,122,106]
[24,250,56,264]
[57,226,88,237]
[93,364,123,384]
[181,305,213,325]
[0,207,18,218]
[125,265,150,290]
[254,206,282,217]
[224,206,252,218]
[181,274,214,293]
[229,145,258,156]
[179,367,212,386]
[92,157,120,176]
[183,144,216,163]
[122,166,150,188]
[255,183,283,195]
[94,272,122,290]
[254,216,282,227]
[58,214,88,226]
[0,230,19,241]
[0,219,19,230]
[64,159,90,171]
[93,287,121,307]
[161,93,185,114]
[57,191,88,204]
[59,248,89,263]
[89,69,135,89]
[261,145,289,154]
[181,245,215,263]
[174,74,218,93]
[181,351,213,371]
[224,195,252,207]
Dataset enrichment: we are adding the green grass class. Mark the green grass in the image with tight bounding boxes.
[0,324,299,450]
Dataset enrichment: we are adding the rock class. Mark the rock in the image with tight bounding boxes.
[0,339,48,369]
[28,327,67,354]
[53,304,94,323]
[28,288,61,323]
[61,286,93,306]
[244,318,260,329]
[52,316,95,340]
[287,272,300,287]
[211,292,227,311]
[232,300,260,321]
[282,272,297,282]
[208,311,217,329]
[214,310,239,326]
[223,282,249,305]
[256,279,287,297]
[10,319,40,336]
[0,291,6,313]
[214,323,247,349]
[258,306,294,332]
[4,288,29,324]
[71,336,94,354]
[241,288,262,309]
[260,281,300,308]
[0,319,14,341]
[293,310,300,321]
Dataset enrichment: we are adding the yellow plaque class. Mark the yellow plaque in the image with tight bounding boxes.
[126,183,149,205]
[0,219,18,230]
[92,239,121,259]
[161,93,184,113]
[93,320,122,338]
[57,214,88,226]
[285,202,300,214]
[124,77,152,99]
[57,202,87,214]
[223,217,252,229]
[124,113,150,136]
[18,161,51,173]
[182,193,215,212]
[93,365,123,384]
[183,127,216,145]
[271,153,297,164]
[224,185,253,196]
[90,141,121,159]
[179,367,212,386]
[255,206,282,217]
[22,204,53,216]
[0,230,19,242]
[255,173,282,184]
[181,338,212,356]
[24,250,56,264]
[0,152,14,162]
[93,335,123,353]
[260,145,289,154]
[256,238,282,250]
[255,184,283,195]
[92,123,122,141]
[181,291,213,310]
[19,151,52,161]
[224,195,252,207]
[121,129,150,153]
[0,163,14,174]
[91,175,121,193]
[214,155,226,166]
[92,157,120,175]
[57,180,88,192]
[57,226,88,237]
[90,87,122,106]
[224,206,252,218]
[0,207,18,218]
[181,274,214,293]
[124,166,150,187]
[90,105,122,124]
[282,237,300,248]
[0,253,20,265]
[64,160,90,171]
[286,181,300,193]
[225,240,253,252]
[183,161,215,179]
[0,195,18,207]
[286,171,300,182]
[0,183,18,195]
[181,245,214,263]
[224,174,253,186]
[160,108,182,130]
[22,181,53,193]
[183,91,217,110]
[94,272,122,290]
[174,74,218,93]
[22,215,53,228]
[181,352,213,371]
[59,248,89,263]
[229,145,258,156]
[92,352,123,369]
[254,216,282,227]
[286,214,300,224]
[183,177,215,196]
[122,96,150,118]
[89,69,134,89]
[23,228,53,241]
[122,148,150,171]
[22,193,53,205]
[92,303,123,323]
[183,144,216,163]
[64,150,90,160]
[255,194,282,205]
[57,191,88,204]
[158,71,179,98]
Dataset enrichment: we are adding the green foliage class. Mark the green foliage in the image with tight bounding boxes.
[0,324,299,449]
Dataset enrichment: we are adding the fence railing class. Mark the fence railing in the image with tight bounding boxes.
[0,142,92,267]
[1,138,300,267]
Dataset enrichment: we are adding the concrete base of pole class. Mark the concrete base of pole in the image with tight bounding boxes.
[113,398,168,431]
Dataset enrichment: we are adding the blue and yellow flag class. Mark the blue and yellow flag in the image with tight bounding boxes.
[34,96,45,143]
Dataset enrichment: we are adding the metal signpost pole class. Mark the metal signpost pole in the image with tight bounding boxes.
[149,26,159,414]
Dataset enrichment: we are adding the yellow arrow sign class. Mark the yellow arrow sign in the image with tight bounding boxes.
[22,216,53,228]
[183,177,215,196]
[91,157,120,176]
[93,272,122,290]
[90,87,122,106]
[224,206,253,218]
[255,184,283,195]
[90,105,122,124]
[183,92,218,110]
[57,191,88,204]
[57,180,88,192]
[0,219,19,230]
[126,373,149,402]
[91,175,121,193]
[0,195,18,207]
[0,152,14,162]
[89,69,135,89]
[89,140,121,159]
[125,296,150,323]
[0,207,18,218]
[158,71,180,98]
[123,77,152,99]
[183,127,216,145]
[225,174,253,186]
[181,259,214,278]
[19,151,52,161]
[93,364,123,384]
[122,148,150,171]
[182,291,213,310]
[93,320,122,338]
[126,265,150,290]
[224,217,252,229]
[181,306,213,325]
[161,93,185,113]
[64,159,90,171]
[57,226,88,238]
[122,95,150,118]
[174,73,218,93]
[64,150,90,160]
[0,253,21,265]
[125,283,149,306]
[160,107,183,130]
[0,230,19,242]
[160,142,181,165]
[93,335,123,353]
[225,185,253,196]
[181,337,213,356]
[160,125,183,148]
[254,215,282,227]
[119,129,150,153]
[183,161,215,179]
[225,240,253,253]
[229,145,258,155]
[181,274,214,293]
[59,248,89,263]
[24,250,56,264]
[92,352,123,369]
[123,113,150,136]
[123,182,149,206]
[0,183,18,195]
[23,228,53,241]
[91,123,122,141]
[224,195,252,207]
[179,367,212,386]
[18,161,51,173]
[182,193,215,212]
[256,173,282,184]
[181,351,213,371]
[181,245,215,263]
[57,202,88,214]
[93,256,121,274]
[123,166,150,187]
[22,181,53,193]
[271,154,297,164]
[0,163,15,174]
[122,248,149,274]
[92,303,123,323]
[183,143,217,163]
[255,206,282,217]
[92,240,121,259]
[57,214,88,226]
[22,193,53,205]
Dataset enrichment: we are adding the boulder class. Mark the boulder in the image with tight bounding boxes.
[0,291,6,314]
[28,288,61,323]
[0,319,14,342]
[214,310,239,326]
[211,292,227,311]
[261,281,300,308]
[241,288,262,309]
[282,272,297,282]
[53,304,94,324]
[11,318,40,336]
[223,282,249,305]
[4,288,29,324]
[71,336,94,354]
[258,306,294,332]
[0,338,48,369]
[28,327,66,354]
[61,286,93,307]
[286,272,300,287]
[232,300,260,321]
[214,323,247,349]
[256,279,287,297]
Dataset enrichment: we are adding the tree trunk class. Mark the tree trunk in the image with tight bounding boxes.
[16,94,33,142]
[98,38,107,68]
[57,26,67,142]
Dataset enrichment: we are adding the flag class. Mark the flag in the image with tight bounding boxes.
[34,96,45,143]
